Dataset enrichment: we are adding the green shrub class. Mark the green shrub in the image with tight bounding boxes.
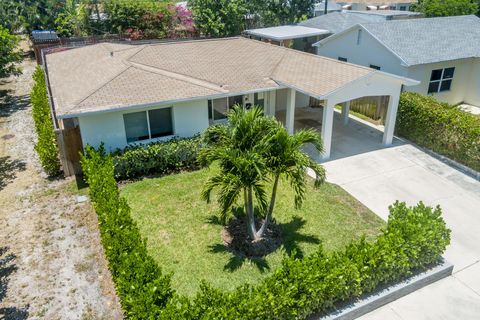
[112,136,204,180]
[82,146,450,319]
[31,66,61,176]
[81,145,173,318]
[397,92,480,172]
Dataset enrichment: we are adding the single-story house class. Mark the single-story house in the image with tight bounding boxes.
[314,15,480,106]
[44,37,417,174]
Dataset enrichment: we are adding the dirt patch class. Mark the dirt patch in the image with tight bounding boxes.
[221,218,283,258]
[0,43,123,319]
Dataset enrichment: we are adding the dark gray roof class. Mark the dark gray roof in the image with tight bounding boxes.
[359,15,480,66]
[299,12,384,34]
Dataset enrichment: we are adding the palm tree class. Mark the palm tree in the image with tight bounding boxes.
[256,128,326,238]
[201,105,325,241]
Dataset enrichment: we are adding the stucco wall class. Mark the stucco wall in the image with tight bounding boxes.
[405,59,478,105]
[78,99,209,151]
[465,58,480,106]
[316,27,408,76]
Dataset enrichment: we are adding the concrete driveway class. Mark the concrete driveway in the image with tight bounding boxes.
[318,112,480,319]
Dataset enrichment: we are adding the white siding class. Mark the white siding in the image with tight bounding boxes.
[406,59,478,105]
[317,29,480,106]
[316,27,408,76]
[78,99,209,151]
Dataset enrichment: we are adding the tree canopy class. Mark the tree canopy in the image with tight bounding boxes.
[0,26,22,78]
[413,0,479,17]
[200,106,325,240]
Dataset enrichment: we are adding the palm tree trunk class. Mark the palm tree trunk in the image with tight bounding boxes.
[246,186,258,240]
[256,174,280,239]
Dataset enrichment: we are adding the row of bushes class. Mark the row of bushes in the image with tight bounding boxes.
[111,136,203,180]
[397,92,480,172]
[81,145,173,319]
[82,146,451,319]
[31,66,61,176]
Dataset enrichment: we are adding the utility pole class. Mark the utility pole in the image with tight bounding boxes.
[324,0,329,15]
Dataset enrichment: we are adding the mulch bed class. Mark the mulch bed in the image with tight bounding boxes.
[221,217,283,258]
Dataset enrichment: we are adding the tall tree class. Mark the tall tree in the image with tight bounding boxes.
[200,106,325,240]
[189,0,248,37]
[261,0,315,26]
[413,0,479,17]
[0,26,22,78]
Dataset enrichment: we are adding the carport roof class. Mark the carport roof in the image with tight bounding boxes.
[244,25,330,41]
[45,37,403,118]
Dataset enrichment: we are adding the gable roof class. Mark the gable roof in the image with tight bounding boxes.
[317,15,480,66]
[46,37,381,118]
[299,12,383,34]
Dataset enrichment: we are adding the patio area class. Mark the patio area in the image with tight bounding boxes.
[275,106,403,162]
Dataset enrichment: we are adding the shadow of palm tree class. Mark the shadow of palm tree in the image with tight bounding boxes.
[208,243,270,273]
[0,156,26,191]
[280,216,321,259]
[0,247,29,320]
[207,214,320,272]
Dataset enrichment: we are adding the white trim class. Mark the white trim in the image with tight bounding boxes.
[58,86,282,119]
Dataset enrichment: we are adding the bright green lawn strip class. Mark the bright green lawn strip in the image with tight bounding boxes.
[121,166,385,297]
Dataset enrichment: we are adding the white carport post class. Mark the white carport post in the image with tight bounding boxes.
[286,88,296,134]
[341,101,350,125]
[382,94,400,145]
[321,99,334,160]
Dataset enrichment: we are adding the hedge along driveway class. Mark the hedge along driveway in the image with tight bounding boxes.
[396,92,480,172]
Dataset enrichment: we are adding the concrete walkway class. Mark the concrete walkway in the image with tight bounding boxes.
[317,112,480,319]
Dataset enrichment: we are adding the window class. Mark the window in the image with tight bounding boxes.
[338,57,348,62]
[123,107,173,143]
[428,67,455,94]
[208,95,245,121]
[369,64,381,70]
[399,6,407,11]
[254,92,265,109]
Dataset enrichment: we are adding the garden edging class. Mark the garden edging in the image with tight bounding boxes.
[318,258,453,320]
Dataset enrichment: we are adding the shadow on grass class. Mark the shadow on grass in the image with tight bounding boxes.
[0,247,29,319]
[0,156,26,191]
[207,213,320,273]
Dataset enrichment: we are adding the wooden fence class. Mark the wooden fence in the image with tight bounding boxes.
[350,96,389,124]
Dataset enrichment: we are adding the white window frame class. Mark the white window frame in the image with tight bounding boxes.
[123,106,175,144]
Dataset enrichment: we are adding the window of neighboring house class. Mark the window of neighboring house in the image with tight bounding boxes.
[123,107,173,143]
[356,29,362,45]
[370,64,381,70]
[428,67,455,94]
[399,6,407,11]
[338,57,348,62]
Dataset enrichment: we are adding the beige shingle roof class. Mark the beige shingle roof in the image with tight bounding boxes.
[45,37,374,118]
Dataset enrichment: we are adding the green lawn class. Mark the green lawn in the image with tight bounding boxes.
[121,167,385,296]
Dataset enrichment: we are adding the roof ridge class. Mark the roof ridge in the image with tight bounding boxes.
[128,61,228,93]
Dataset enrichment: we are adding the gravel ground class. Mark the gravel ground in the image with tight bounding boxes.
[0,45,123,319]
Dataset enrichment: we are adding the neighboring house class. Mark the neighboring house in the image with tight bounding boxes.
[244,10,421,53]
[314,15,480,106]
[337,1,417,11]
[44,37,416,172]
[314,1,343,16]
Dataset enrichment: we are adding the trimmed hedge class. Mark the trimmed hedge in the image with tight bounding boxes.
[111,136,203,180]
[397,92,480,172]
[82,146,451,319]
[81,145,173,319]
[31,66,61,176]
